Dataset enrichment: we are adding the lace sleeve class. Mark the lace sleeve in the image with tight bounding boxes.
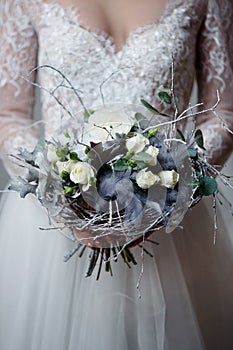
[0,0,38,175]
[196,0,233,165]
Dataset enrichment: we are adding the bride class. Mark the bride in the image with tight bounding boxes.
[0,0,233,349]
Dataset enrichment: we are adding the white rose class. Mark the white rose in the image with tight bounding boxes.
[136,168,160,189]
[47,144,60,163]
[70,162,95,191]
[84,108,133,143]
[56,160,77,175]
[126,133,149,154]
[158,170,179,189]
[145,146,159,166]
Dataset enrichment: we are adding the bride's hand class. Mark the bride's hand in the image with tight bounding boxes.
[72,227,139,249]
[73,228,103,248]
[73,227,156,249]
[125,229,156,249]
[73,228,126,248]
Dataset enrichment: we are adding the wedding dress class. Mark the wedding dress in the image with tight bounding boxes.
[0,1,233,349]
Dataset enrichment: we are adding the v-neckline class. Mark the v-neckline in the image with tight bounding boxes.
[38,0,174,54]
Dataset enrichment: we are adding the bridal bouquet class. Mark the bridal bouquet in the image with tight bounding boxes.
[8,68,222,279]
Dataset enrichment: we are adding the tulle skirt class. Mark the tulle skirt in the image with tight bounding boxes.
[0,188,232,350]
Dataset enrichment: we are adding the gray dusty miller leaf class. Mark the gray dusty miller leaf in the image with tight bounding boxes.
[8,177,37,198]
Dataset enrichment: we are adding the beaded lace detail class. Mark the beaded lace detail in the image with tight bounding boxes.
[198,0,233,93]
[0,0,38,174]
[195,0,233,163]
[34,0,198,136]
[0,0,232,174]
[0,1,37,95]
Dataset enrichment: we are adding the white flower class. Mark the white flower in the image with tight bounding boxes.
[145,146,159,166]
[47,144,60,163]
[56,160,77,175]
[84,108,133,144]
[70,162,95,191]
[126,133,149,154]
[158,170,179,189]
[136,168,160,189]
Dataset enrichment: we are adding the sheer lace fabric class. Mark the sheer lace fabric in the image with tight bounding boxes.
[0,0,38,174]
[0,1,233,350]
[195,0,233,164]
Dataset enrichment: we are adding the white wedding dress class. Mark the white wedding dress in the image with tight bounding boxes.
[0,1,233,349]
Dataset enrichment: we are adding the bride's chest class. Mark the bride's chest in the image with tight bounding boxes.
[31,1,204,70]
[28,0,205,108]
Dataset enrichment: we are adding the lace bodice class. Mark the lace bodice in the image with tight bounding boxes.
[0,0,232,174]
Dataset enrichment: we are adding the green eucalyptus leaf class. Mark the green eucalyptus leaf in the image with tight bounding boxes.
[188,148,197,159]
[177,129,186,142]
[162,87,179,103]
[141,99,171,118]
[198,176,217,196]
[139,120,148,130]
[132,152,154,163]
[158,91,172,104]
[141,99,161,114]
[134,112,148,129]
[194,129,205,150]
[135,112,146,121]
[132,162,145,171]
[113,159,129,171]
